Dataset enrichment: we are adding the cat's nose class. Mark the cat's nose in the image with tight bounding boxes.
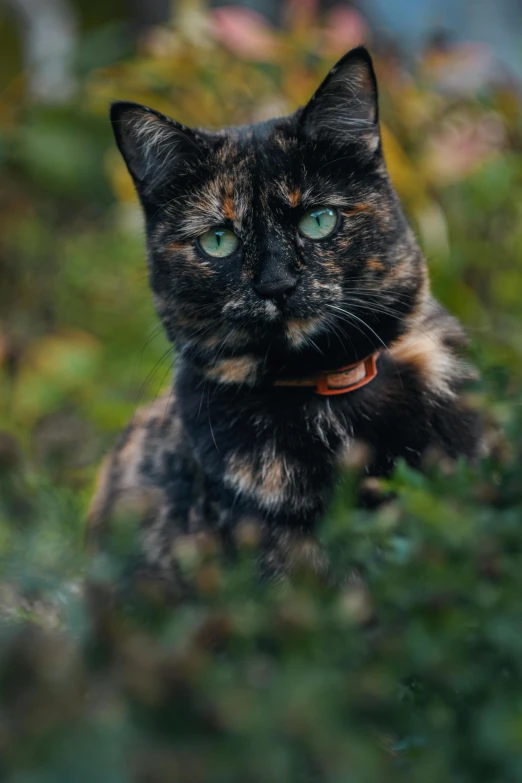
[254,275,297,302]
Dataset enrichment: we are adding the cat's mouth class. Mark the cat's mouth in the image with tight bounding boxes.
[220,295,330,348]
[222,296,286,324]
[255,301,326,349]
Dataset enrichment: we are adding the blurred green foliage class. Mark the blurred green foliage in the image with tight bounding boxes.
[1,3,522,781]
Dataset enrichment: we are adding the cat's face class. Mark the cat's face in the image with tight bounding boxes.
[112,47,427,378]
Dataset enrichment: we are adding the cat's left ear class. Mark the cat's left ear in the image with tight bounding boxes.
[110,101,203,199]
[300,46,380,151]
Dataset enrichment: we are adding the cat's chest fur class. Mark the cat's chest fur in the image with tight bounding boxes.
[178,363,351,523]
[88,320,482,585]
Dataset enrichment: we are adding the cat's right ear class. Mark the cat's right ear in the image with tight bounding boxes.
[299,47,380,155]
[110,101,201,195]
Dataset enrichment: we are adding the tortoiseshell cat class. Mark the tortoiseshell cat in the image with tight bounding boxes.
[89,47,482,585]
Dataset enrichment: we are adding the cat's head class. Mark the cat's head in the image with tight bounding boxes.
[111,47,427,382]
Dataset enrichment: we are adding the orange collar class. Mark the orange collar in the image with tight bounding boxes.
[273,351,380,396]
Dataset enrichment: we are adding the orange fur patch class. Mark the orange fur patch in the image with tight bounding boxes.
[183,258,214,276]
[206,355,259,385]
[260,457,286,495]
[366,258,385,272]
[288,188,301,207]
[225,451,293,509]
[342,202,392,230]
[390,331,457,397]
[286,317,323,348]
[201,328,250,351]
[223,195,236,221]
[343,203,371,215]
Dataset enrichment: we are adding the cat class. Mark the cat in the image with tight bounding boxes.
[88,47,482,588]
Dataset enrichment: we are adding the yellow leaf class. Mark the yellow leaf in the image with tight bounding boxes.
[381,124,426,202]
[105,149,137,205]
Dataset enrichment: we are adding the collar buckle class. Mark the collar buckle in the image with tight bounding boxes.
[315,353,379,396]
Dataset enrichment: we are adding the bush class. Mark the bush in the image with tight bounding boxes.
[1,6,522,781]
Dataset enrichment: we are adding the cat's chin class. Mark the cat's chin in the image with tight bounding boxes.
[221,301,332,353]
[251,316,329,356]
[263,300,281,321]
[247,300,322,326]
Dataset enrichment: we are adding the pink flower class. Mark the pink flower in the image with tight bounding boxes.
[322,5,369,55]
[211,5,278,61]
[424,112,505,184]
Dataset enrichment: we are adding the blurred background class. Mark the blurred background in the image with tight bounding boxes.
[2,4,522,782]
[1,0,521,492]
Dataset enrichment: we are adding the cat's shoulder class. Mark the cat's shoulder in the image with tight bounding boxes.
[389,296,476,398]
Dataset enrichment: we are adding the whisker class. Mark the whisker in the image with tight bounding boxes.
[303,334,324,355]
[341,299,405,319]
[153,355,177,402]
[327,304,389,352]
[324,316,356,358]
[339,297,439,346]
[328,312,378,350]
[138,322,165,358]
[343,287,415,307]
[134,344,176,413]
[207,386,220,454]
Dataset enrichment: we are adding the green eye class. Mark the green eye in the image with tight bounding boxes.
[198,227,239,258]
[298,207,338,240]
